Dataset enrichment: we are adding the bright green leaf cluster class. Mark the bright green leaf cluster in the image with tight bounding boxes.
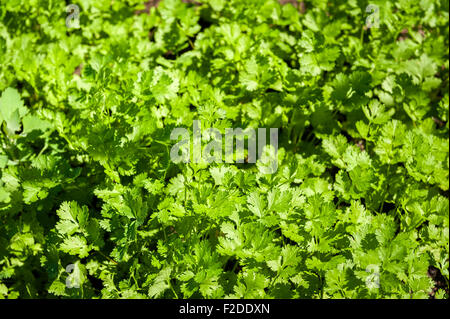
[0,0,448,299]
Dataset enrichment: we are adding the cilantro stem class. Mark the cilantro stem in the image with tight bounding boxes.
[36,138,49,158]
[169,280,179,299]
[96,250,119,265]
[176,22,195,50]
[231,260,239,273]
[152,139,171,147]
[26,284,32,298]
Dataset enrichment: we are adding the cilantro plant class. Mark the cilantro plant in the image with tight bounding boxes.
[0,0,448,299]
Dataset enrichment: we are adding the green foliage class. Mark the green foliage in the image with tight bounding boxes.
[0,0,448,299]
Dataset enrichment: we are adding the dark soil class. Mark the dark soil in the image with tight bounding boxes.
[73,64,83,76]
[427,265,449,299]
[134,0,161,15]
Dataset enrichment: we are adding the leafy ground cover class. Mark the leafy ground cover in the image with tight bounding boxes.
[0,0,448,299]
